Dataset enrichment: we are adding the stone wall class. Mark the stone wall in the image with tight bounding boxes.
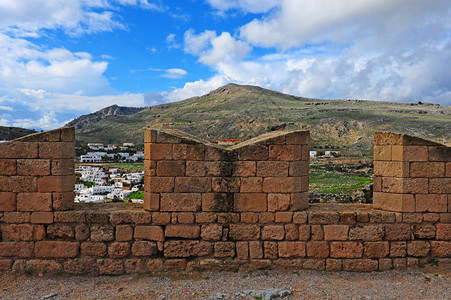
[0,128,449,274]
[143,128,310,213]
[373,131,451,213]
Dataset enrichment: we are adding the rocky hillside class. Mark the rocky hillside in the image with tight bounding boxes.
[71,84,451,157]
[66,104,145,129]
[0,126,37,141]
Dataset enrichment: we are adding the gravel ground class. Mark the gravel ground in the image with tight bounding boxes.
[0,268,450,300]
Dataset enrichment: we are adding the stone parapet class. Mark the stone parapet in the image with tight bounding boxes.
[144,129,310,213]
[373,131,450,213]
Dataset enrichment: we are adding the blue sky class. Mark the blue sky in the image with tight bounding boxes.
[0,0,450,130]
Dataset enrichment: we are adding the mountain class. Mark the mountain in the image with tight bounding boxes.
[66,104,145,129]
[70,84,451,157]
[0,126,37,141]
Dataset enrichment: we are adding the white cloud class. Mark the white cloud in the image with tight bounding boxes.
[184,30,251,66]
[165,33,180,49]
[240,0,451,49]
[161,68,187,79]
[176,0,451,106]
[165,76,228,101]
[0,106,13,111]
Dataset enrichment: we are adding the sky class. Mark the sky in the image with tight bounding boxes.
[0,0,450,131]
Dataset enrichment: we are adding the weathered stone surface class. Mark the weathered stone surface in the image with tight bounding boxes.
[80,242,107,257]
[90,225,114,242]
[229,224,260,240]
[0,242,34,258]
[348,225,384,241]
[385,224,411,240]
[165,225,200,238]
[278,241,305,258]
[35,241,79,258]
[261,225,285,240]
[201,224,223,241]
[47,224,74,239]
[308,211,339,224]
[131,241,158,256]
[164,240,212,257]
[342,259,378,272]
[364,242,389,258]
[214,242,235,257]
[306,241,329,258]
[324,225,348,241]
[110,211,151,225]
[134,225,164,241]
[63,258,96,275]
[108,242,131,258]
[99,259,125,275]
[330,242,363,258]
[407,241,430,257]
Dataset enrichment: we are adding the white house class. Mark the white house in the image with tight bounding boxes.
[80,154,102,163]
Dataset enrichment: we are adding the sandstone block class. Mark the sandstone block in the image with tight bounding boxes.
[339,211,356,225]
[267,194,290,212]
[241,212,258,223]
[293,211,308,224]
[298,225,310,240]
[156,160,185,177]
[52,192,75,211]
[416,194,447,212]
[175,177,211,193]
[17,159,50,176]
[46,224,74,239]
[407,241,430,257]
[108,242,131,258]
[284,224,298,240]
[289,161,309,177]
[411,162,445,178]
[229,224,260,240]
[232,161,256,177]
[385,224,411,240]
[402,213,423,223]
[256,161,289,176]
[30,212,53,224]
[430,241,451,257]
[330,242,363,258]
[343,259,378,272]
[0,176,37,193]
[144,193,159,211]
[326,259,342,271]
[364,242,389,258]
[275,212,292,223]
[237,144,268,161]
[116,225,133,241]
[258,212,275,223]
[0,159,16,175]
[428,178,451,193]
[211,177,240,193]
[0,142,38,158]
[278,241,305,258]
[263,241,278,259]
[373,161,409,177]
[196,212,217,223]
[35,241,79,258]
[75,224,89,241]
[311,225,324,240]
[201,224,223,241]
[240,177,263,193]
[99,259,125,275]
[165,225,200,238]
[134,225,164,241]
[269,145,302,161]
[80,242,107,257]
[303,259,325,271]
[110,211,152,225]
[37,176,74,192]
[51,159,74,176]
[164,240,212,257]
[261,225,285,240]
[373,192,415,212]
[0,242,34,258]
[262,177,303,193]
[374,145,392,161]
[90,225,114,242]
[306,241,329,258]
[0,224,35,241]
[381,177,428,194]
[413,224,436,239]
[390,241,406,257]
[63,258,96,275]
[291,192,309,211]
[177,212,195,224]
[428,146,451,161]
[38,142,74,159]
[392,145,428,161]
[124,259,147,274]
[53,211,85,223]
[0,192,16,211]
[249,241,263,259]
[214,242,235,257]
[236,241,249,259]
[202,193,234,212]
[217,212,240,223]
[148,143,172,160]
[324,225,348,240]
[173,144,205,160]
[308,211,339,224]
[234,193,267,212]
[146,176,174,193]
[16,193,52,212]
[160,193,201,211]
[436,224,451,240]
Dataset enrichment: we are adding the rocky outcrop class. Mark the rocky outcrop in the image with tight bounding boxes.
[66,105,144,129]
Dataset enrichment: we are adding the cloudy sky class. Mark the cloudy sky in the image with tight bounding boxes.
[0,0,450,130]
